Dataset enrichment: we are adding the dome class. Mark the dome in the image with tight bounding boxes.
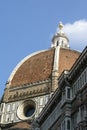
[8,47,80,88]
[3,22,80,103]
[8,49,55,88]
[1,23,81,129]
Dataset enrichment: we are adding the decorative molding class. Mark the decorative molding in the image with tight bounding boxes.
[9,79,51,91]
[8,86,50,101]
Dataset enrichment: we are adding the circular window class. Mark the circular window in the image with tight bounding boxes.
[17,100,36,120]
[24,104,35,117]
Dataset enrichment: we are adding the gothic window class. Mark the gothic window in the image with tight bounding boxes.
[72,87,73,98]
[57,41,59,46]
[67,119,70,130]
[67,88,70,99]
[73,85,75,96]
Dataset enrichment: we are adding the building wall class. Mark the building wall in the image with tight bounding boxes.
[0,94,51,125]
[39,47,87,130]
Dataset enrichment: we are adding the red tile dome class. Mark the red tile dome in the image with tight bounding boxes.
[9,49,55,88]
[8,48,80,88]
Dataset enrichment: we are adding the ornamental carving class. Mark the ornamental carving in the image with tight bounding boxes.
[8,86,50,101]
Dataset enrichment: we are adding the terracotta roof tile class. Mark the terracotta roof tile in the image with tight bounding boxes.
[10,49,55,88]
[9,48,80,88]
[59,48,80,75]
[9,122,31,130]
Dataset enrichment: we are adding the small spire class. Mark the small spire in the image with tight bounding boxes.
[58,22,63,31]
[57,22,64,35]
[51,21,69,48]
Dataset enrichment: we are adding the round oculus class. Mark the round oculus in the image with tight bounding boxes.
[17,100,36,120]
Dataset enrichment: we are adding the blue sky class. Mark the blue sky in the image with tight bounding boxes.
[0,0,87,98]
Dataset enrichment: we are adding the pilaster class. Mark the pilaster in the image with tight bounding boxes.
[52,46,60,91]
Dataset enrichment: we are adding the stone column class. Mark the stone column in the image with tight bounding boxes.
[52,46,60,91]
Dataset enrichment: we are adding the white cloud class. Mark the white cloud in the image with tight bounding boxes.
[62,20,87,51]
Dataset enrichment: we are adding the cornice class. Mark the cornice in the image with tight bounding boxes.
[9,79,51,91]
[68,46,87,82]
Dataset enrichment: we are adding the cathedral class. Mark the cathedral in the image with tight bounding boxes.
[0,22,87,130]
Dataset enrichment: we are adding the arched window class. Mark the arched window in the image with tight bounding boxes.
[67,88,70,99]
[67,119,70,130]
[57,41,59,46]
